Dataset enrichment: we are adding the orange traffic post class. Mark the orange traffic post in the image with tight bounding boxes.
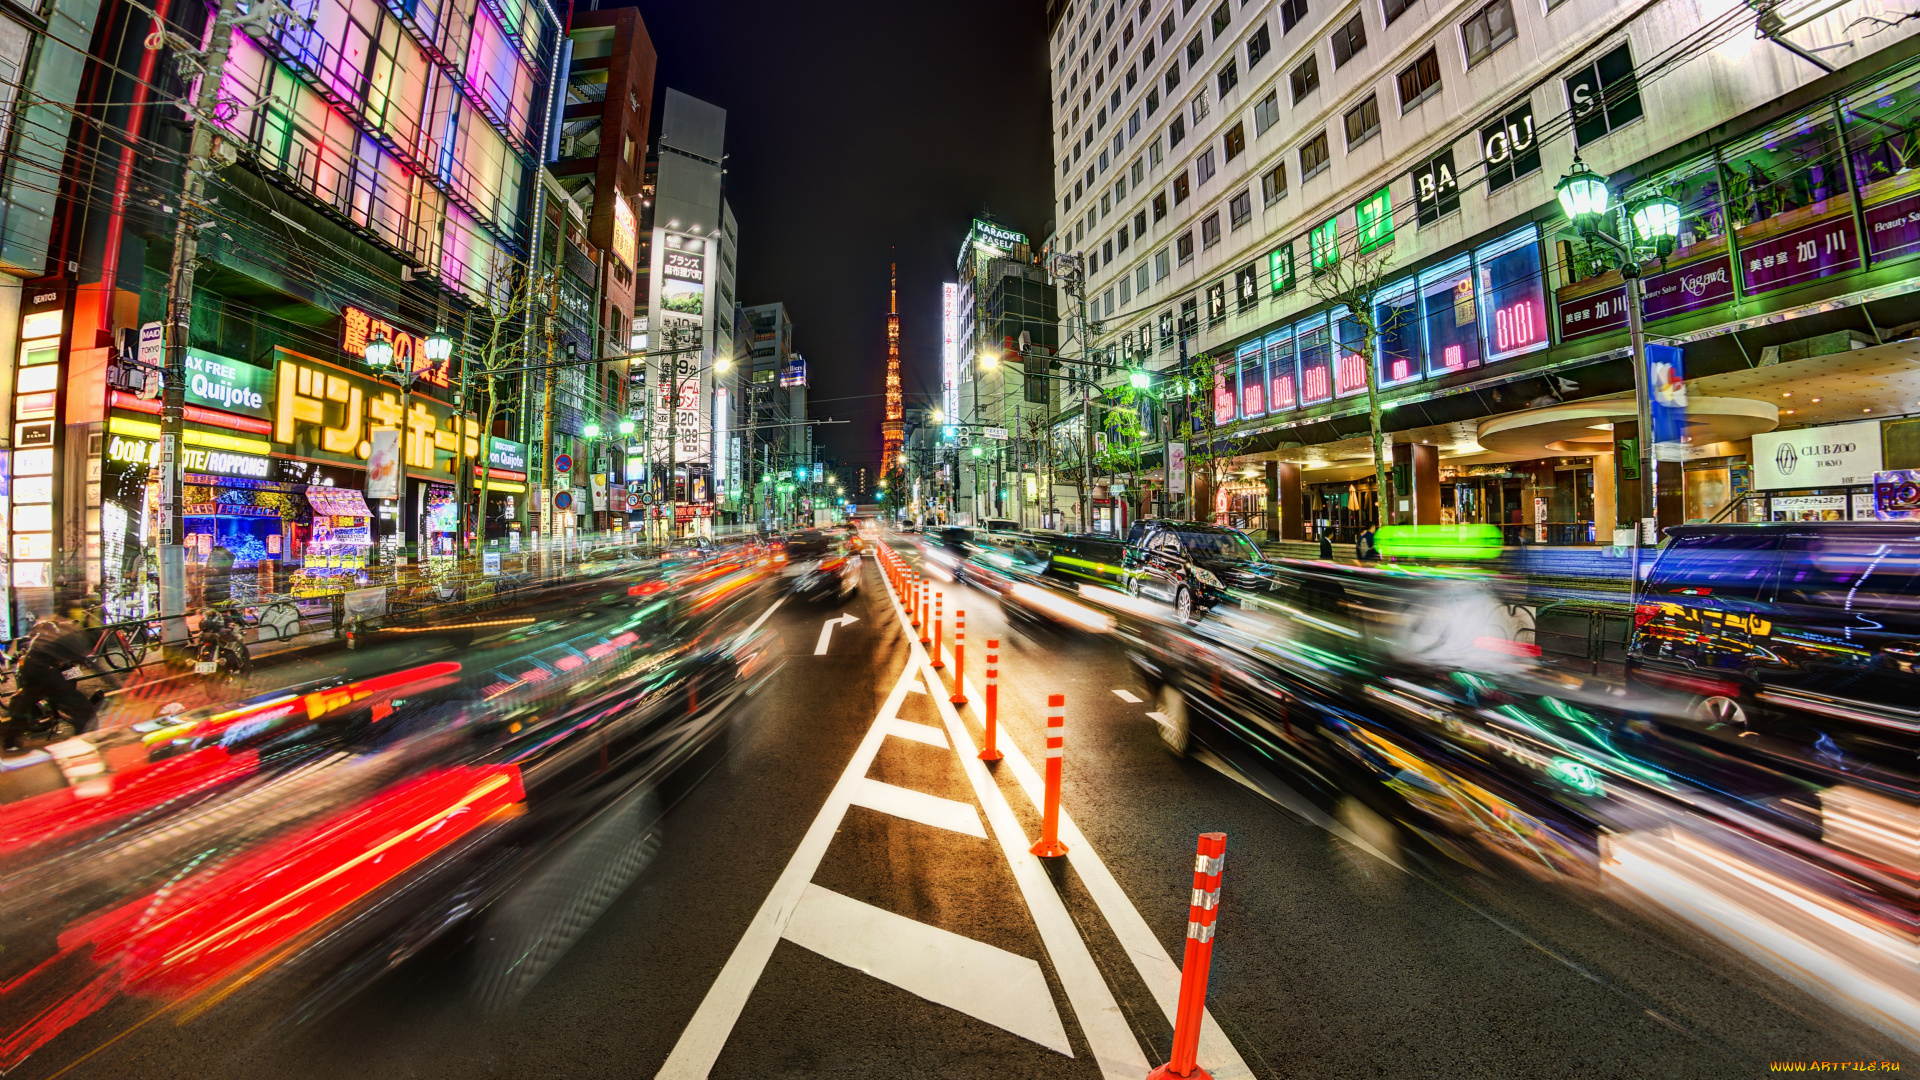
[919,582,932,646]
[950,610,967,705]
[979,638,1002,760]
[1029,694,1069,857]
[930,592,945,668]
[1147,832,1228,1080]
[910,573,921,629]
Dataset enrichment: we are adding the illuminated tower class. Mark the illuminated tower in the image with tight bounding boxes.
[881,262,905,470]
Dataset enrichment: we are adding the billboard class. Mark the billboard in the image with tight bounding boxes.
[942,283,959,427]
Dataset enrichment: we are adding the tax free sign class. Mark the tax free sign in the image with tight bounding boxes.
[185,348,272,419]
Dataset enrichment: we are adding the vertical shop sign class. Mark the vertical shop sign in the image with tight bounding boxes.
[1646,343,1688,447]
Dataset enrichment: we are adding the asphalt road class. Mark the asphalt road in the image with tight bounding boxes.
[32,537,1910,1080]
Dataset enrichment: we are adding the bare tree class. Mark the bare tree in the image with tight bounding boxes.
[1304,235,1404,529]
[1170,350,1261,523]
[462,257,547,555]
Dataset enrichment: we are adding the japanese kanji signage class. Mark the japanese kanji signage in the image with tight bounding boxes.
[1739,216,1858,294]
[340,306,451,388]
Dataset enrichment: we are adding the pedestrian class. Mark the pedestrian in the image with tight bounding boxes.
[1318,533,1333,560]
[1356,526,1380,562]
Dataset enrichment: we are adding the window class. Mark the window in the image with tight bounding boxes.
[1235,265,1259,312]
[1117,224,1129,251]
[1115,176,1127,200]
[1098,107,1107,130]
[1191,88,1209,124]
[1269,242,1296,293]
[1383,0,1412,21]
[1299,130,1330,179]
[1211,0,1231,37]
[1158,310,1175,349]
[1355,186,1392,250]
[1223,121,1245,161]
[1112,88,1123,113]
[1102,192,1112,215]
[1229,188,1252,228]
[1148,87,1161,115]
[1177,231,1195,262]
[1247,25,1272,67]
[1206,282,1227,325]
[1196,149,1217,183]
[1397,48,1442,110]
[1089,251,1100,274]
[1187,33,1204,67]
[1161,12,1175,41]
[1132,157,1145,184]
[1344,95,1380,147]
[1109,45,1120,70]
[1166,65,1181,93]
[1125,21,1135,45]
[1137,264,1151,292]
[1201,212,1221,248]
[1291,55,1319,103]
[1281,0,1308,31]
[1331,12,1366,67]
[1154,191,1168,219]
[1218,59,1238,97]
[1262,161,1288,204]
[1566,43,1642,146]
[1100,149,1110,172]
[1145,37,1157,64]
[1179,297,1199,337]
[1411,147,1459,225]
[1156,247,1172,279]
[1127,66,1138,91]
[1170,114,1187,146]
[1461,0,1515,67]
[1174,170,1191,202]
[1120,276,1132,304]
[1253,91,1281,136]
[1130,110,1142,137]
[1113,132,1124,157]
[1149,139,1164,168]
[1480,103,1538,191]
[1309,215,1339,270]
[1104,239,1115,263]
[1134,209,1148,236]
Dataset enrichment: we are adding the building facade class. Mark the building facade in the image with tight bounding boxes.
[1047,0,1920,544]
[953,219,1060,525]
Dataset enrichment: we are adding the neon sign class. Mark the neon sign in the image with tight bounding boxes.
[1494,299,1542,353]
[1334,351,1366,397]
[1270,372,1296,410]
[1302,365,1329,401]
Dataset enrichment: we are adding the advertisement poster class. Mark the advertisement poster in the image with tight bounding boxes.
[1874,469,1920,520]
[366,428,401,499]
[591,473,609,511]
[1645,342,1688,447]
[1769,494,1847,521]
[1168,442,1187,492]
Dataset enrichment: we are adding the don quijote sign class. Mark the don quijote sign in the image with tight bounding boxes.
[1752,418,1884,490]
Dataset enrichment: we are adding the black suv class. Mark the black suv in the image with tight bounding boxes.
[1123,520,1268,621]
[1626,523,1919,789]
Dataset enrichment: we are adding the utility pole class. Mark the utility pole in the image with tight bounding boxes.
[158,0,241,642]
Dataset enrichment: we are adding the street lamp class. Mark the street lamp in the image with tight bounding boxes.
[1555,157,1680,594]
[978,348,999,369]
[364,328,451,563]
[1129,368,1151,390]
[423,327,453,368]
[619,419,635,435]
[584,423,601,438]
[364,330,395,372]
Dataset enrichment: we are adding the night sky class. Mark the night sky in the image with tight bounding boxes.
[619,0,1058,479]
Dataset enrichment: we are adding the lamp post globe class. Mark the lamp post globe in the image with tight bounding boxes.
[423,328,453,365]
[584,423,600,439]
[1629,195,1682,257]
[618,419,635,435]
[1129,369,1151,390]
[365,330,394,372]
[1554,158,1612,233]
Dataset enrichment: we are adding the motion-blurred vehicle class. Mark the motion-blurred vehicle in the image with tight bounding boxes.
[920,526,976,581]
[1627,523,1918,793]
[0,562,780,1070]
[1122,519,1268,622]
[785,530,860,602]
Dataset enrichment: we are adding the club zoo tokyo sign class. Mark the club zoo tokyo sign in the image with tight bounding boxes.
[1753,419,1885,490]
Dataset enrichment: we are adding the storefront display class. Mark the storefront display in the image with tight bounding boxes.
[304,486,374,576]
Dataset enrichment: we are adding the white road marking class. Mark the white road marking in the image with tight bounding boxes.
[879,716,949,749]
[655,660,919,1080]
[814,613,860,655]
[928,632,1257,1080]
[904,678,928,695]
[849,777,986,838]
[883,578,1153,1080]
[1145,711,1170,723]
[782,883,1072,1055]
[740,595,788,640]
[1112,688,1143,704]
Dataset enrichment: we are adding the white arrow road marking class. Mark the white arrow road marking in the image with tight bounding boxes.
[904,677,928,695]
[814,612,860,655]
[1112,688,1143,703]
[782,883,1072,1055]
[848,777,985,838]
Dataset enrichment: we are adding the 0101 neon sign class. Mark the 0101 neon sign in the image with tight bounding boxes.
[1270,372,1297,410]
[1492,299,1543,354]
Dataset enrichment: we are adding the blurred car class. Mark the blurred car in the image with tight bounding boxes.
[785,530,860,602]
[919,526,976,581]
[1627,523,1918,791]
[1122,519,1268,622]
[0,567,779,1068]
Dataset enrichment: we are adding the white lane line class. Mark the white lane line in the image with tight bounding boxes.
[654,658,918,1080]
[782,883,1073,1056]
[932,638,1257,1080]
[1145,711,1170,723]
[878,563,1152,1080]
[879,716,949,749]
[739,595,788,640]
[1112,688,1143,704]
[849,777,986,839]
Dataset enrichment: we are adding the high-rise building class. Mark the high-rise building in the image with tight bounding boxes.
[955,220,1059,525]
[882,264,905,471]
[1047,0,1920,543]
[741,301,809,522]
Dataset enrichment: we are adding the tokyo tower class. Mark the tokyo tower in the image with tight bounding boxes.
[881,262,904,471]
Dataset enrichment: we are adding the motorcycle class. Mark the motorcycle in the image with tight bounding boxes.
[0,650,105,746]
[193,606,252,680]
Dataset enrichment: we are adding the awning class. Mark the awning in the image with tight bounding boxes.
[306,487,374,518]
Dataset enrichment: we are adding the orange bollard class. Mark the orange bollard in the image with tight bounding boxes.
[950,610,967,705]
[930,592,945,668]
[1030,694,1069,857]
[919,582,932,646]
[978,638,1002,761]
[1147,832,1228,1080]
[910,573,921,629]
